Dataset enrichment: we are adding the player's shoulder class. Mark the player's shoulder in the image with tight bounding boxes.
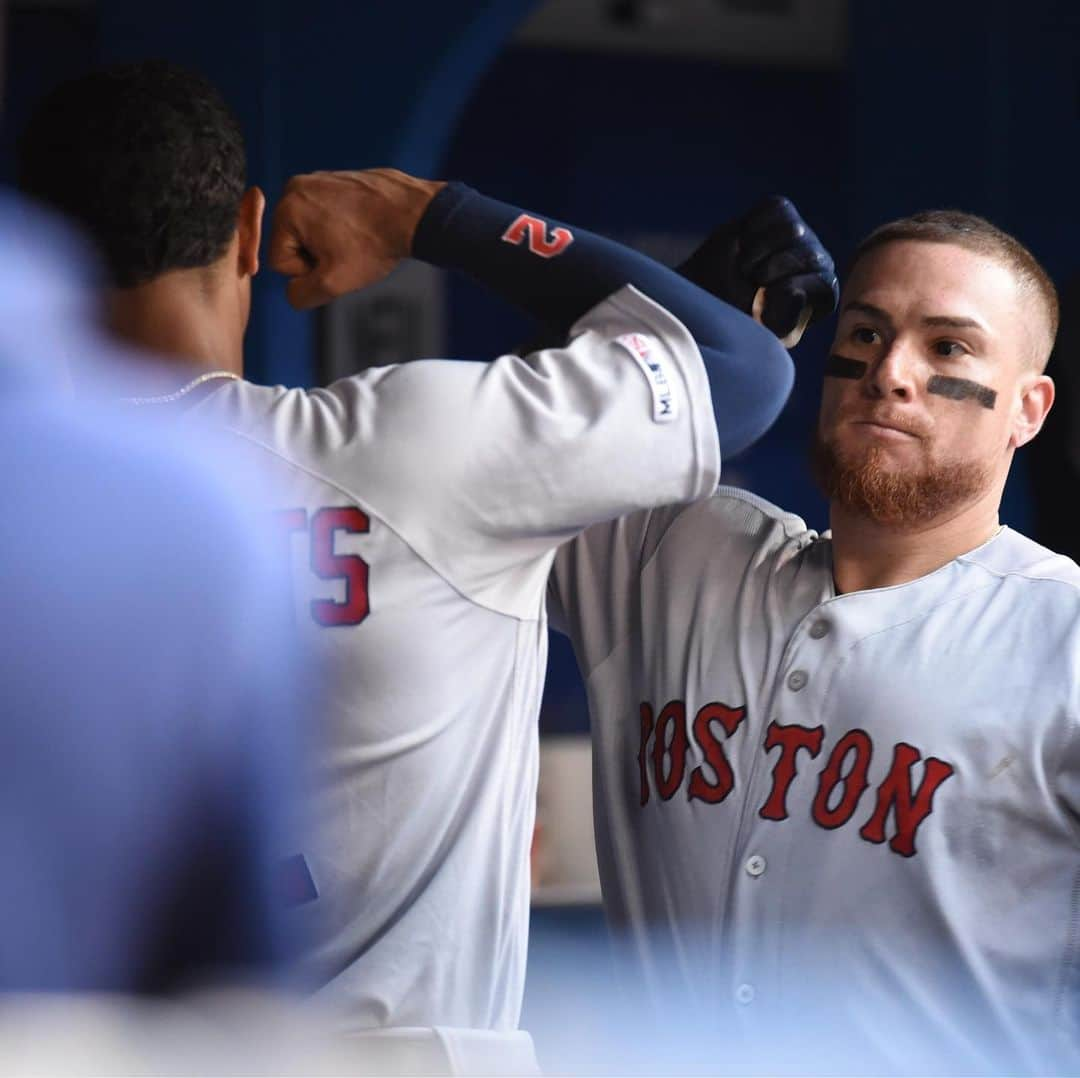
[643,484,820,572]
[678,484,816,549]
[189,371,406,458]
[704,485,815,537]
[194,362,475,432]
[961,526,1080,595]
[197,372,381,422]
[186,365,486,510]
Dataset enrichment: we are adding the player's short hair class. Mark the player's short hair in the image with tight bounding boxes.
[17,60,247,289]
[849,210,1059,371]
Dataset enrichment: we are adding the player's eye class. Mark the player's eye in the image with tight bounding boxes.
[932,339,967,359]
[850,326,880,346]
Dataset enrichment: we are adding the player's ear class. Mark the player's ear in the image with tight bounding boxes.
[237,186,265,278]
[1011,373,1054,449]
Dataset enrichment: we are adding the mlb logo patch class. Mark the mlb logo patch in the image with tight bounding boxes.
[615,333,678,423]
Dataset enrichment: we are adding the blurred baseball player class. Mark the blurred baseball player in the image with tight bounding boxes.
[550,212,1079,1072]
[17,61,837,1071]
[0,201,308,997]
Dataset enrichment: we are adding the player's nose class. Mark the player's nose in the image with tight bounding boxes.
[864,338,920,402]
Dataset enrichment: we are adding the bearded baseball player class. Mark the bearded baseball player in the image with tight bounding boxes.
[17,61,841,1072]
[550,213,1079,1074]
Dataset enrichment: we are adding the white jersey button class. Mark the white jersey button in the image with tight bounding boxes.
[745,854,766,877]
[809,619,830,639]
[787,669,808,691]
[735,983,756,1005]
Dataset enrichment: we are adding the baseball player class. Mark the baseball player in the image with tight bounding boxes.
[0,192,309,995]
[16,61,838,1071]
[550,212,1078,1073]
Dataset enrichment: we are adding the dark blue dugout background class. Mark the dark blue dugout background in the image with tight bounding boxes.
[4,0,1080,739]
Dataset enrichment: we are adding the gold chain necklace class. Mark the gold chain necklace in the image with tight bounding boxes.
[119,370,240,406]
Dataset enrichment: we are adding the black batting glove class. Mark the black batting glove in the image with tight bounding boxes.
[677,196,839,346]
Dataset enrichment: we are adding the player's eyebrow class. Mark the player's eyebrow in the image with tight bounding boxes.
[842,304,991,340]
[921,315,989,336]
[840,301,893,327]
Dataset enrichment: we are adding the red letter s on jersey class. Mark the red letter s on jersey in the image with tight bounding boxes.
[274,507,370,627]
[310,507,370,627]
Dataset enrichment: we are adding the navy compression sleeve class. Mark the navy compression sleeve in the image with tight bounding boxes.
[411,182,793,457]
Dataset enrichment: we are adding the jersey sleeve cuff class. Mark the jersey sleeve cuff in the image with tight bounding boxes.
[411,181,480,266]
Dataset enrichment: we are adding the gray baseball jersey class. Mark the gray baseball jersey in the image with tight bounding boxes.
[549,485,1080,1073]
[182,286,720,1034]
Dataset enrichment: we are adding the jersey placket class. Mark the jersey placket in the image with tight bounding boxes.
[727,600,842,1030]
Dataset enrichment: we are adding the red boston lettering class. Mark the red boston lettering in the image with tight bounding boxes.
[688,702,747,804]
[812,729,873,830]
[652,700,688,801]
[758,722,824,821]
[859,742,955,857]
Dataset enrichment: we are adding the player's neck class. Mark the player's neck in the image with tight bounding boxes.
[828,487,1002,595]
[106,268,245,384]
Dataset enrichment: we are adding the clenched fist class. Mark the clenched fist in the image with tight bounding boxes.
[678,196,838,349]
[269,168,445,310]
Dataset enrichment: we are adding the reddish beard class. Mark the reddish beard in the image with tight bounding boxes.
[809,431,991,526]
